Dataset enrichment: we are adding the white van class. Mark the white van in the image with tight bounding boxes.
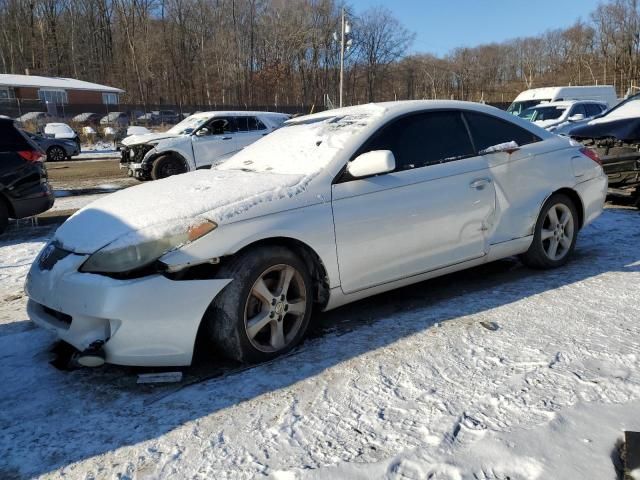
[507,86,618,116]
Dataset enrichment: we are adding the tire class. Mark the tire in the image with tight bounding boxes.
[47,146,66,162]
[0,200,8,235]
[520,193,579,269]
[202,246,314,363]
[151,154,187,180]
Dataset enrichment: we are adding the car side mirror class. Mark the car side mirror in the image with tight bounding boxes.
[195,127,209,136]
[347,150,396,178]
[569,114,585,122]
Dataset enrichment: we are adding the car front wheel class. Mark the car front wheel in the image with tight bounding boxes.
[520,193,578,269]
[151,154,187,180]
[202,246,313,363]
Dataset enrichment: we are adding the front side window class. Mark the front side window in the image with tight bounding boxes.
[102,93,119,105]
[38,89,67,105]
[361,111,475,171]
[463,111,540,152]
[207,117,236,135]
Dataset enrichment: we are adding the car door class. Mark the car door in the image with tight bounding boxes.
[331,110,497,294]
[191,116,238,168]
[234,116,269,149]
[462,110,545,244]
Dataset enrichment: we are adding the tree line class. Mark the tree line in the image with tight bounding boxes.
[1,0,639,111]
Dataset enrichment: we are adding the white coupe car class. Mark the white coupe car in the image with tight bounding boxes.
[25,101,607,367]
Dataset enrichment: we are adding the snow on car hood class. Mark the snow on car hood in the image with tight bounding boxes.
[54,169,306,254]
[121,132,180,146]
[56,105,385,254]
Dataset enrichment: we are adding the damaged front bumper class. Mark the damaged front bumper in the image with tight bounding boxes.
[25,251,230,366]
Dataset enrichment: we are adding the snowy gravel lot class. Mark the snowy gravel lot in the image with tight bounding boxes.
[1,207,639,479]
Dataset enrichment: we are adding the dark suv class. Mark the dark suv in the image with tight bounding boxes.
[0,118,55,233]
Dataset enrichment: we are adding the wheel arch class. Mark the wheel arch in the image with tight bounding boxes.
[144,150,190,171]
[231,236,331,309]
[550,187,585,229]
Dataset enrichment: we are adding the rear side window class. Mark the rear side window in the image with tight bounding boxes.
[570,104,587,117]
[237,116,267,132]
[0,122,31,151]
[248,116,267,131]
[463,111,540,152]
[363,111,475,171]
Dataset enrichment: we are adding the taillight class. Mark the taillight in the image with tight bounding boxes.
[579,147,601,165]
[17,150,44,162]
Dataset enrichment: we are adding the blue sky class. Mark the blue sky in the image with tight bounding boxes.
[347,0,603,56]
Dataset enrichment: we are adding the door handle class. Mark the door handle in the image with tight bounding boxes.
[470,178,491,190]
[221,136,232,140]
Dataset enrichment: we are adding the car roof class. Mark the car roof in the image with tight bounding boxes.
[196,111,288,117]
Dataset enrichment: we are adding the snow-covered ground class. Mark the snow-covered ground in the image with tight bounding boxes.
[0,207,639,479]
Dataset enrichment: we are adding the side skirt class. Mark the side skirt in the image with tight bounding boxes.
[323,236,533,311]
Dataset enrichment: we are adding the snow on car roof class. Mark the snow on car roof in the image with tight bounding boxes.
[0,74,123,93]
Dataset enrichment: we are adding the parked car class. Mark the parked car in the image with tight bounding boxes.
[72,112,101,126]
[16,111,53,127]
[519,100,608,131]
[25,131,80,161]
[25,101,607,367]
[100,112,129,128]
[569,93,640,207]
[119,111,290,180]
[44,122,80,147]
[507,85,618,117]
[0,118,54,234]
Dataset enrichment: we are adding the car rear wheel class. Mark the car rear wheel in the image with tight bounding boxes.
[47,146,66,162]
[520,193,578,269]
[151,154,187,180]
[202,246,313,363]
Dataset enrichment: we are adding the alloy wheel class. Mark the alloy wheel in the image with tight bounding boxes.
[49,146,65,162]
[541,203,574,261]
[243,264,307,353]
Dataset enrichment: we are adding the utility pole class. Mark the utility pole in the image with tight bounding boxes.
[339,7,345,108]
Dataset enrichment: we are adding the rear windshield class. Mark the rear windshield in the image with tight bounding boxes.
[0,121,32,151]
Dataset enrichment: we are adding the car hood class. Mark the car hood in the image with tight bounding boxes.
[54,169,308,254]
[569,117,640,142]
[533,119,563,129]
[121,132,181,146]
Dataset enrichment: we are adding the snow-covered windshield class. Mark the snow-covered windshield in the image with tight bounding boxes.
[167,114,211,135]
[590,97,640,124]
[217,107,385,175]
[521,105,567,121]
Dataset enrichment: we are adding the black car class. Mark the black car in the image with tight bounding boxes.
[0,118,55,233]
[570,94,640,208]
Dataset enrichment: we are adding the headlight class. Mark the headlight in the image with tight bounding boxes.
[80,220,216,273]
